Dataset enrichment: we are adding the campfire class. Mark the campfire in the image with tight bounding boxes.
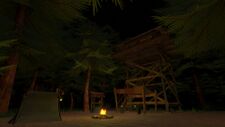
[92,108,113,119]
[100,108,107,115]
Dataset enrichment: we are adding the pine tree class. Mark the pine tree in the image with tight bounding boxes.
[154,0,225,109]
[67,21,118,112]
[155,0,225,57]
[0,0,125,112]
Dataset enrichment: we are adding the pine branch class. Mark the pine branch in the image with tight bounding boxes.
[155,0,225,57]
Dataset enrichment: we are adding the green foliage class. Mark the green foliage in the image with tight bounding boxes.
[171,52,225,109]
[153,0,225,109]
[0,39,17,74]
[0,0,86,76]
[89,0,124,15]
[154,0,225,57]
[69,21,118,76]
[0,39,16,48]
[0,0,124,92]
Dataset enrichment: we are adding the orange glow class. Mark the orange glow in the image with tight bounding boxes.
[99,108,107,115]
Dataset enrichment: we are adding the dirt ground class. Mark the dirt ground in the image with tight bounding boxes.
[1,111,225,127]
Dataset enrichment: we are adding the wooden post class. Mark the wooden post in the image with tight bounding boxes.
[154,90,157,112]
[142,87,146,113]
[169,65,182,110]
[160,62,169,112]
[161,78,169,112]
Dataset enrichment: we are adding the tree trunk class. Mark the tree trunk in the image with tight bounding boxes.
[29,71,38,92]
[192,69,205,109]
[83,67,91,112]
[0,52,19,112]
[15,5,28,34]
[70,92,74,110]
[0,4,28,113]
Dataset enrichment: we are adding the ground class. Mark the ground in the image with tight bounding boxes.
[1,111,225,127]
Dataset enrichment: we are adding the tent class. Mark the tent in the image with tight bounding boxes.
[9,91,61,124]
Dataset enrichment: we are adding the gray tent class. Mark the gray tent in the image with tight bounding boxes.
[9,91,61,124]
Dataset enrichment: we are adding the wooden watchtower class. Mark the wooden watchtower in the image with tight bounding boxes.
[113,27,181,112]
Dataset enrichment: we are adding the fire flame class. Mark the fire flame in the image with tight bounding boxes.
[99,108,107,115]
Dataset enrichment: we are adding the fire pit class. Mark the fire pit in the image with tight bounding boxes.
[92,108,113,119]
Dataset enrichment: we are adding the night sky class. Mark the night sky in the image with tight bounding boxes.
[84,0,166,40]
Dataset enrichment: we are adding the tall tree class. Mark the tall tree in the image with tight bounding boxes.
[68,21,118,112]
[0,3,28,112]
[155,0,225,57]
[154,0,225,108]
[0,39,17,105]
[0,0,124,113]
